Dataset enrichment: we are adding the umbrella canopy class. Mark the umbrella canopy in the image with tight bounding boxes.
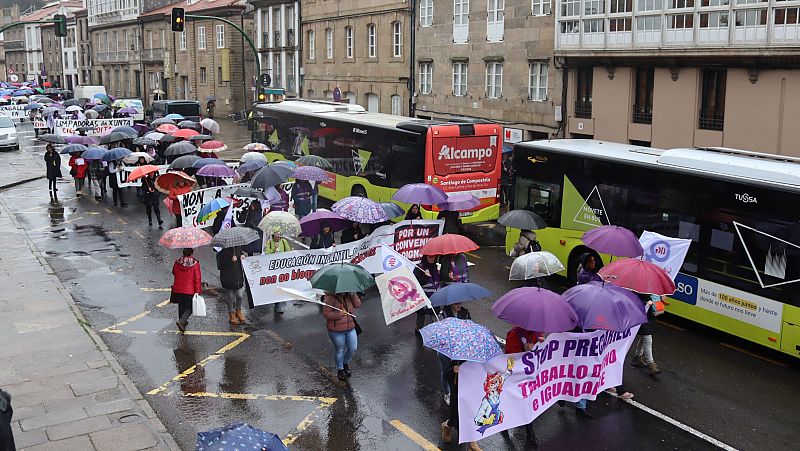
[63,99,81,107]
[437,193,480,211]
[243,142,269,152]
[126,164,160,182]
[509,251,565,281]
[59,143,88,154]
[122,152,154,165]
[331,196,389,224]
[132,123,151,135]
[144,131,165,141]
[598,258,676,295]
[197,198,230,222]
[237,159,267,174]
[420,234,479,256]
[192,157,225,169]
[563,281,649,332]
[197,423,288,451]
[116,107,137,115]
[189,134,212,142]
[582,225,644,258]
[158,226,213,249]
[177,120,200,131]
[111,125,138,137]
[98,131,132,145]
[419,318,503,363]
[492,287,579,333]
[241,151,268,162]
[498,209,548,230]
[38,134,66,144]
[168,155,201,170]
[199,140,226,152]
[232,186,267,200]
[296,154,333,170]
[92,104,109,112]
[65,135,98,145]
[151,118,176,127]
[197,164,236,178]
[81,147,107,160]
[156,124,179,134]
[299,210,351,237]
[199,118,220,134]
[250,164,294,190]
[209,228,261,249]
[65,105,82,112]
[155,171,196,194]
[172,128,199,139]
[272,160,297,170]
[84,109,100,119]
[429,283,491,307]
[258,211,302,236]
[165,113,185,120]
[392,183,448,205]
[102,147,132,161]
[310,262,376,293]
[93,92,110,102]
[24,103,41,111]
[293,165,329,182]
[165,141,197,157]
[379,202,405,219]
[132,137,158,147]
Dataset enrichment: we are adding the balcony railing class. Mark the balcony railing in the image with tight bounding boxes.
[698,109,724,131]
[95,50,140,64]
[575,100,592,119]
[3,40,25,51]
[632,104,652,124]
[141,47,165,63]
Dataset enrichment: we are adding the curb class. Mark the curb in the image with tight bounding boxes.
[0,199,182,451]
[0,175,45,191]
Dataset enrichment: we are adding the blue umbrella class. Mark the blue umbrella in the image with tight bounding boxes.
[93,104,109,112]
[502,143,514,154]
[429,283,491,307]
[236,159,267,174]
[192,157,225,169]
[111,125,138,137]
[562,281,649,332]
[102,147,132,161]
[12,90,26,96]
[165,113,185,120]
[197,422,288,451]
[24,103,42,111]
[379,202,405,219]
[198,197,231,223]
[59,143,89,154]
[81,147,107,160]
[420,318,503,363]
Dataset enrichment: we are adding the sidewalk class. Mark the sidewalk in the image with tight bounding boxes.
[0,147,45,188]
[0,198,179,450]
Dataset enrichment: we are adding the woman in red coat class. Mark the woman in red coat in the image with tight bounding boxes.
[171,248,202,333]
[68,152,87,196]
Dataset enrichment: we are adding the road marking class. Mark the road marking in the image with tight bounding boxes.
[140,287,171,292]
[100,310,152,332]
[465,252,481,259]
[620,398,738,451]
[117,217,128,225]
[135,230,145,239]
[156,299,171,308]
[720,342,787,367]
[389,420,440,451]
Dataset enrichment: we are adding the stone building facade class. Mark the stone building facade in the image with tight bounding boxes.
[40,23,64,87]
[87,0,143,98]
[75,9,93,85]
[254,0,301,97]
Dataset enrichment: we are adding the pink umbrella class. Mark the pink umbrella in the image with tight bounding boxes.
[582,225,644,258]
[293,165,329,182]
[158,227,213,249]
[598,258,676,296]
[65,135,98,145]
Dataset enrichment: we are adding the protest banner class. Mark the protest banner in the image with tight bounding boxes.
[0,105,27,121]
[639,231,691,280]
[177,184,249,228]
[376,265,431,325]
[367,220,444,263]
[55,118,134,136]
[33,119,47,130]
[457,327,638,443]
[115,164,169,188]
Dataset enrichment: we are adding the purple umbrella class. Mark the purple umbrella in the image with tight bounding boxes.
[492,287,579,333]
[299,210,351,237]
[65,135,98,145]
[582,225,644,258]
[49,103,65,109]
[437,193,480,211]
[419,318,503,363]
[117,107,138,115]
[332,196,389,224]
[392,183,448,205]
[132,123,151,135]
[236,159,267,174]
[197,164,236,178]
[563,281,648,331]
[293,165,329,182]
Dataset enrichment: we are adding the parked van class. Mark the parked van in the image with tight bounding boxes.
[119,98,145,122]
[150,100,201,122]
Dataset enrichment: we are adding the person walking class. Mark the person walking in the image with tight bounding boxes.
[441,253,469,285]
[438,302,471,406]
[405,204,422,220]
[107,159,128,207]
[89,159,105,201]
[216,246,247,325]
[311,220,336,249]
[504,326,543,445]
[68,152,87,197]
[509,230,542,257]
[0,388,15,451]
[264,233,292,313]
[242,201,264,256]
[631,294,662,376]
[44,144,61,201]
[141,172,164,227]
[341,222,365,244]
[577,253,602,284]
[437,209,464,235]
[440,360,482,451]
[322,292,362,381]
[413,255,440,334]
[291,179,314,218]
[171,248,202,333]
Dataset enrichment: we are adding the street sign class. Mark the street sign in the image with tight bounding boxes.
[6,68,12,75]
[9,74,18,82]
[259,73,271,88]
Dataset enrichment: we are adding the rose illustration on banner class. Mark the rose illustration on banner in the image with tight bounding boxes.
[475,357,514,434]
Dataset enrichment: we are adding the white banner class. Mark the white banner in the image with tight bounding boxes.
[0,105,27,121]
[377,265,431,325]
[33,119,48,129]
[177,183,249,228]
[639,231,692,281]
[55,118,134,137]
[115,164,169,188]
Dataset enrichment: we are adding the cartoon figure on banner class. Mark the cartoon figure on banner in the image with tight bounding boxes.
[388,276,421,304]
[474,357,515,434]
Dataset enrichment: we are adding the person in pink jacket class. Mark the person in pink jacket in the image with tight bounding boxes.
[322,292,362,381]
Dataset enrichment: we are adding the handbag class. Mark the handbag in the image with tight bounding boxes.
[353,317,363,336]
[70,167,77,176]
[192,293,207,317]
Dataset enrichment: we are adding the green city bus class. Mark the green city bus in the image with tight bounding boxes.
[507,139,800,357]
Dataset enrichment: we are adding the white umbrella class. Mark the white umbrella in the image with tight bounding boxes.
[123,152,155,164]
[509,251,565,281]
[199,118,220,135]
[65,105,83,112]
[85,109,100,119]
[241,151,268,163]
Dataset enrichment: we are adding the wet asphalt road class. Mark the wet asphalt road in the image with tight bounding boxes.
[4,123,800,450]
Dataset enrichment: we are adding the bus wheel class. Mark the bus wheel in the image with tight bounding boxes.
[567,247,600,286]
[351,185,367,198]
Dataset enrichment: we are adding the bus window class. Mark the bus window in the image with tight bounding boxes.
[515,178,561,225]
[389,145,425,188]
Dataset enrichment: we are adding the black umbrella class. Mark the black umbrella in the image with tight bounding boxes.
[189,134,212,142]
[250,164,294,190]
[132,137,159,146]
[497,209,547,231]
[233,187,267,200]
[169,154,202,170]
[165,141,197,157]
[159,134,180,143]
[39,134,66,144]
[63,99,82,107]
[98,131,132,145]
[296,155,333,170]
[178,120,201,131]
[151,118,176,127]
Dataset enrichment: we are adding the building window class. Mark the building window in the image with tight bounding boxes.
[575,66,593,118]
[632,67,654,124]
[532,0,551,16]
[699,69,726,130]
[345,26,353,58]
[198,26,206,50]
[287,5,296,46]
[638,0,663,9]
[669,0,693,7]
[584,0,605,15]
[610,0,632,13]
[636,15,661,30]
[392,21,402,57]
[528,62,548,101]
[487,0,505,42]
[775,7,800,26]
[367,24,377,57]
[453,62,468,96]
[273,54,281,85]
[421,0,433,26]
[562,0,580,16]
[308,30,315,59]
[668,13,693,29]
[584,19,605,32]
[454,0,470,43]
[200,67,207,84]
[272,8,282,46]
[701,0,727,5]
[179,31,186,51]
[391,95,403,115]
[419,62,432,94]
[325,28,333,58]
[735,9,767,26]
[700,11,729,28]
[485,62,503,98]
[216,25,225,49]
[610,17,632,31]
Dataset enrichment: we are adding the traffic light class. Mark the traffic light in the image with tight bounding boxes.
[258,90,267,102]
[171,8,185,32]
[53,14,67,38]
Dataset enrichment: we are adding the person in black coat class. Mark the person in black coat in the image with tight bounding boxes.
[414,255,441,333]
[340,222,365,243]
[44,144,61,200]
[141,172,163,228]
[216,245,247,325]
[437,209,464,235]
[0,388,15,451]
[311,220,336,249]
[405,204,422,220]
[242,200,264,256]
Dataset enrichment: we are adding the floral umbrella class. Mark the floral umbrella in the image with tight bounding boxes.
[243,142,269,152]
[293,165,329,182]
[419,318,503,363]
[258,211,302,237]
[331,196,388,224]
[158,226,213,249]
[199,140,227,152]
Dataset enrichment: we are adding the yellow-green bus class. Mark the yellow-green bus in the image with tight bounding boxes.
[251,100,502,223]
[507,139,800,358]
